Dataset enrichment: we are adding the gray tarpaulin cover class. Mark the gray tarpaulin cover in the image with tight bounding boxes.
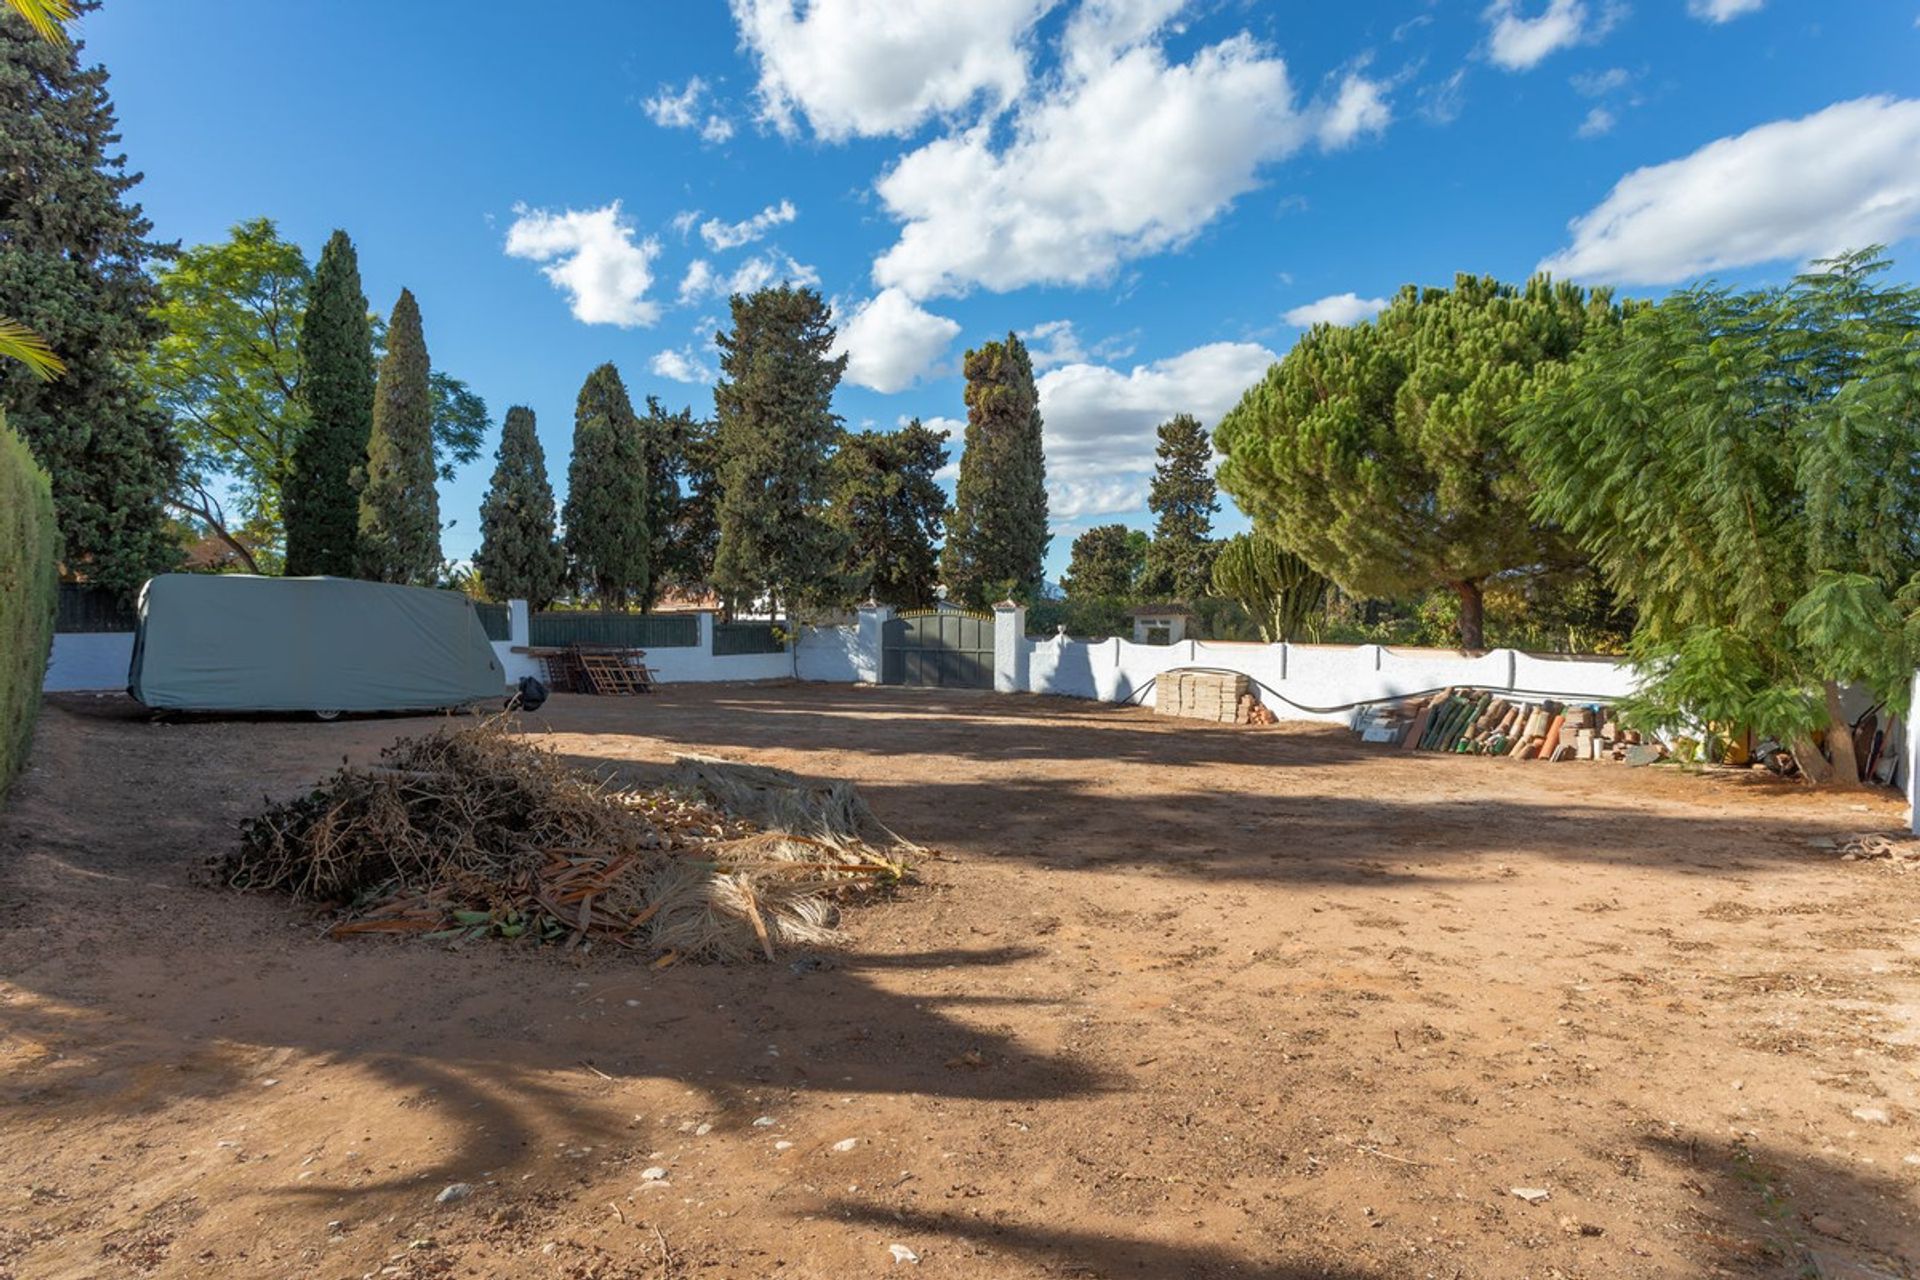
[129,574,505,712]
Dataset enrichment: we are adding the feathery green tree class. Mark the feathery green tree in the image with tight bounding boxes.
[1140,413,1218,599]
[711,286,847,613]
[286,230,375,576]
[563,363,650,607]
[1515,251,1920,782]
[357,289,440,583]
[1062,524,1146,599]
[943,332,1048,606]
[1215,275,1628,648]
[144,217,308,571]
[831,418,949,607]
[1210,528,1330,643]
[475,406,563,607]
[0,4,180,595]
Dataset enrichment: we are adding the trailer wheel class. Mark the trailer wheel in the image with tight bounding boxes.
[314,709,342,722]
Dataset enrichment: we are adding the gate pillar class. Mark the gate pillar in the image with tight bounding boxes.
[993,600,1028,695]
[855,602,892,684]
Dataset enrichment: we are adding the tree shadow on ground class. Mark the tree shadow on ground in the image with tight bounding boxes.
[1635,1127,1916,1277]
[822,1203,1392,1279]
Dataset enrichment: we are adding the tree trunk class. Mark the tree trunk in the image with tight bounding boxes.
[1823,680,1862,785]
[1790,733,1834,784]
[1451,579,1486,651]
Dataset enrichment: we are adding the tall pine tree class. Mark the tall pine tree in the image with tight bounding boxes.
[357,289,440,584]
[943,332,1049,607]
[711,286,847,614]
[831,418,949,607]
[475,405,563,606]
[563,363,649,607]
[1140,413,1218,600]
[0,4,181,595]
[285,230,375,576]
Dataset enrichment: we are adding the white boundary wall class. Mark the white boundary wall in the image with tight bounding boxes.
[1021,633,1637,724]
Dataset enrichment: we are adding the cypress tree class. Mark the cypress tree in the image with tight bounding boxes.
[475,405,563,606]
[711,286,848,613]
[942,332,1049,607]
[562,363,649,607]
[1140,413,1219,600]
[0,5,181,595]
[357,289,441,583]
[286,230,375,576]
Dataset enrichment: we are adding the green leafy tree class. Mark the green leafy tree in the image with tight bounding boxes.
[1062,523,1146,599]
[657,412,722,597]
[144,221,487,574]
[1515,251,1920,783]
[1216,275,1628,649]
[1210,528,1330,642]
[832,418,950,607]
[711,286,848,614]
[356,289,440,583]
[636,396,719,605]
[285,230,374,576]
[475,405,563,607]
[943,332,1049,606]
[0,5,180,595]
[143,217,308,572]
[563,363,649,607]
[1140,413,1218,599]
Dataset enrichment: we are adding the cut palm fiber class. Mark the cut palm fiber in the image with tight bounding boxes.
[219,719,910,963]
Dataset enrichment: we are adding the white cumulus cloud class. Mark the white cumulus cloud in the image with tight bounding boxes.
[1318,72,1393,149]
[1033,340,1276,520]
[650,348,714,384]
[699,199,799,250]
[873,29,1332,299]
[1484,0,1615,72]
[1021,319,1088,370]
[1282,292,1388,327]
[504,201,661,327]
[731,0,1050,140]
[831,288,962,393]
[1576,105,1616,138]
[643,76,735,144]
[1688,0,1764,21]
[1539,96,1920,284]
[680,254,822,302]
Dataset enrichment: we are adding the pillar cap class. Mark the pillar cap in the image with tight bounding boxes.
[992,598,1024,611]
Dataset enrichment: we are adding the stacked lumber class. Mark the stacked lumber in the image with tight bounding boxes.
[1156,671,1253,723]
[1355,688,1663,763]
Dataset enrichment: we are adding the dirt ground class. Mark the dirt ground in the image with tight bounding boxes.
[2,683,1918,1280]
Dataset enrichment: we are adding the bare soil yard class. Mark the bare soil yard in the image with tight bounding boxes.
[2,683,1918,1279]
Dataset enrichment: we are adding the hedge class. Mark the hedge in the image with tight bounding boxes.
[1,411,57,805]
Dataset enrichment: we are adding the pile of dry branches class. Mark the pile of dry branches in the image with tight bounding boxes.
[220,720,911,963]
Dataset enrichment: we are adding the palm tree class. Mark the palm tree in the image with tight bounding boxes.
[5,0,73,43]
[0,0,76,380]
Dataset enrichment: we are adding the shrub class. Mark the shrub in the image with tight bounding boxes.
[0,410,58,804]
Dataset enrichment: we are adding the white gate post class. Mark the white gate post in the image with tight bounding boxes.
[855,602,891,684]
[1908,670,1920,834]
[993,600,1028,694]
[507,599,530,647]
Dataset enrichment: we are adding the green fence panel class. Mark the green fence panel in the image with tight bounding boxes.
[528,611,700,648]
[55,583,137,633]
[472,601,510,642]
[712,621,785,655]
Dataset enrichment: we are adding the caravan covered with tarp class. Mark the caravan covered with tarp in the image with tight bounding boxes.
[129,575,505,714]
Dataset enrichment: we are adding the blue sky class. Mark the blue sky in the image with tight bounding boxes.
[79,0,1920,577]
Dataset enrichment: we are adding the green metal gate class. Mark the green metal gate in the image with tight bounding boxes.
[882,608,994,688]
